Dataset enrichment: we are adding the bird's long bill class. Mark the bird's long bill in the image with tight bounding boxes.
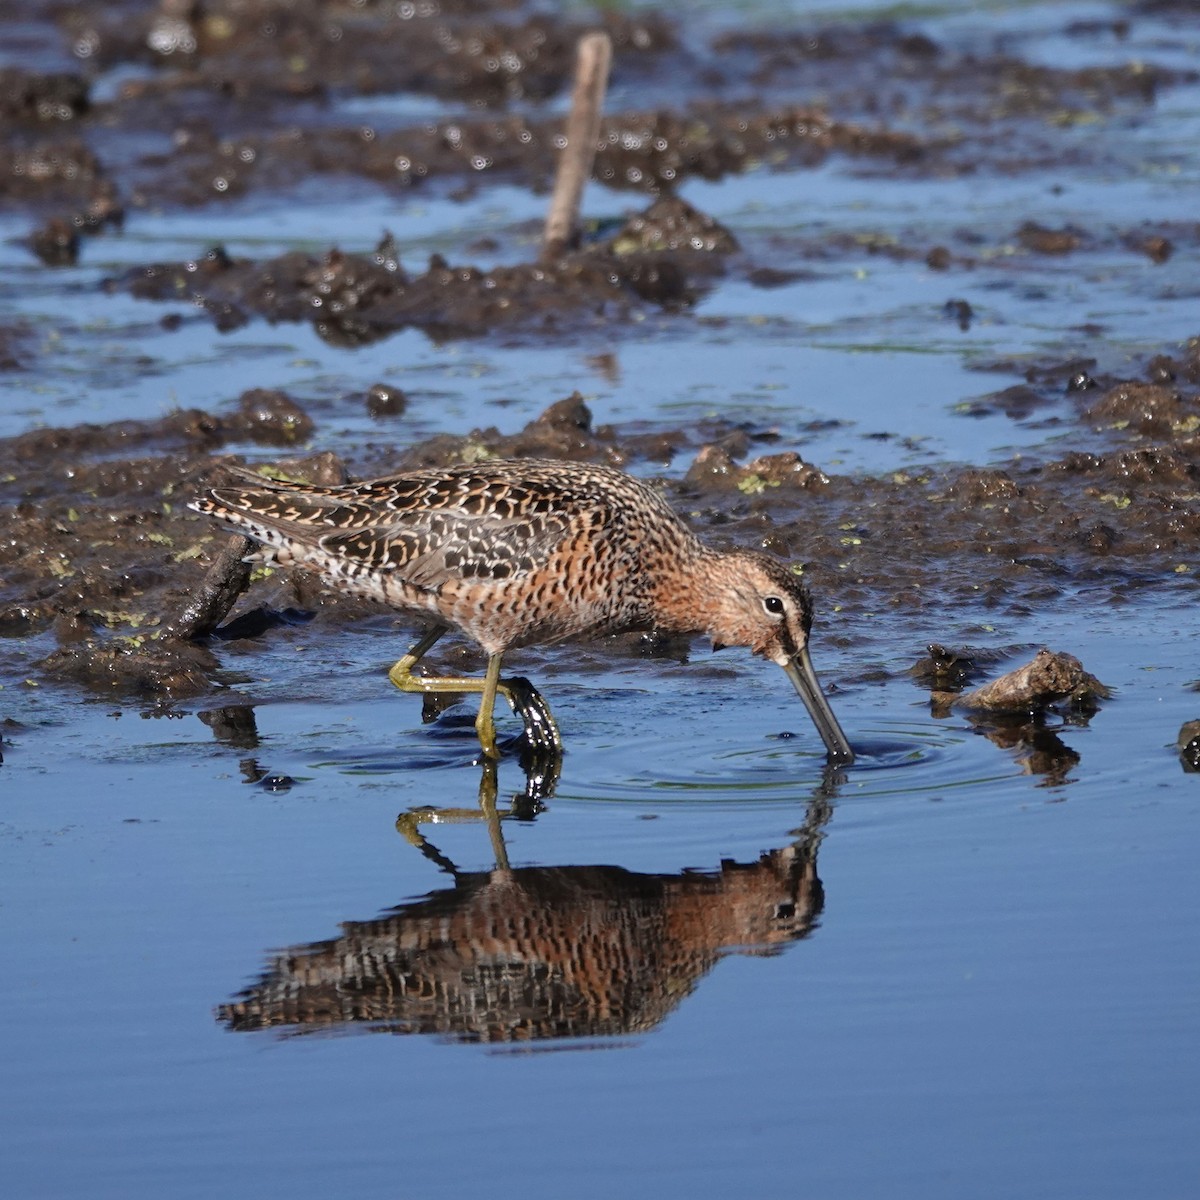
[783,645,855,764]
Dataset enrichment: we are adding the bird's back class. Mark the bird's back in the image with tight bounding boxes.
[191,458,701,653]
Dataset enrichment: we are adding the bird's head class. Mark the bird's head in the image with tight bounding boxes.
[703,551,854,764]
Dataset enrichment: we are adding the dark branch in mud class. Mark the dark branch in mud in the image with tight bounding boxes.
[161,533,254,642]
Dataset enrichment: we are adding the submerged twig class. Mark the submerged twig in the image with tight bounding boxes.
[541,30,612,262]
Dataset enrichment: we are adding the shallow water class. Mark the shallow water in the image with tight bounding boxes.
[4,605,1198,1197]
[4,0,1200,1196]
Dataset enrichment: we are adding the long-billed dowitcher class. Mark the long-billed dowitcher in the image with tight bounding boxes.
[190,458,854,764]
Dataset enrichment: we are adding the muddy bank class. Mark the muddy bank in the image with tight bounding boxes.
[1,335,1198,702]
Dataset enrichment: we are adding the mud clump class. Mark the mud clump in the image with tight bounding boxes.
[684,447,829,494]
[952,649,1109,713]
[1084,383,1193,439]
[232,390,316,446]
[365,384,408,420]
[40,636,222,701]
[0,67,90,123]
[1016,222,1085,255]
[108,200,736,341]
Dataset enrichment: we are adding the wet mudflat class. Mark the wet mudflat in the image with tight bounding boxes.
[2,1,1200,1197]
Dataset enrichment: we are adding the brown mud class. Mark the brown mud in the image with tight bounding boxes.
[2,0,1198,715]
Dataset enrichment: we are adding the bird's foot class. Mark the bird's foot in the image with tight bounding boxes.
[500,675,563,755]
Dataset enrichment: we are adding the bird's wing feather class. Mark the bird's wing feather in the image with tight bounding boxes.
[203,470,586,591]
[316,509,573,589]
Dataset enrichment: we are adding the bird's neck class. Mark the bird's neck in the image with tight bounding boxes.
[646,542,734,637]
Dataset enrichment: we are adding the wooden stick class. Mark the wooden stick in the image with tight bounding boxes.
[541,31,612,262]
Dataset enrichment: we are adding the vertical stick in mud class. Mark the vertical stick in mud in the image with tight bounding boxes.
[541,31,612,262]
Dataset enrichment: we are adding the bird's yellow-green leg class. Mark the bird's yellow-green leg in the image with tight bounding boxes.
[387,626,449,687]
[388,628,562,758]
[388,631,502,757]
[464,651,501,759]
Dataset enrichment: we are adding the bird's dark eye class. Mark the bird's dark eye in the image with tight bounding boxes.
[763,596,785,616]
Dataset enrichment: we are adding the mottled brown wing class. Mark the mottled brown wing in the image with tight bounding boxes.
[203,466,597,591]
[315,507,575,589]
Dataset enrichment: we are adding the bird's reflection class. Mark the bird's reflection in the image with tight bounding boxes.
[217,795,831,1044]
